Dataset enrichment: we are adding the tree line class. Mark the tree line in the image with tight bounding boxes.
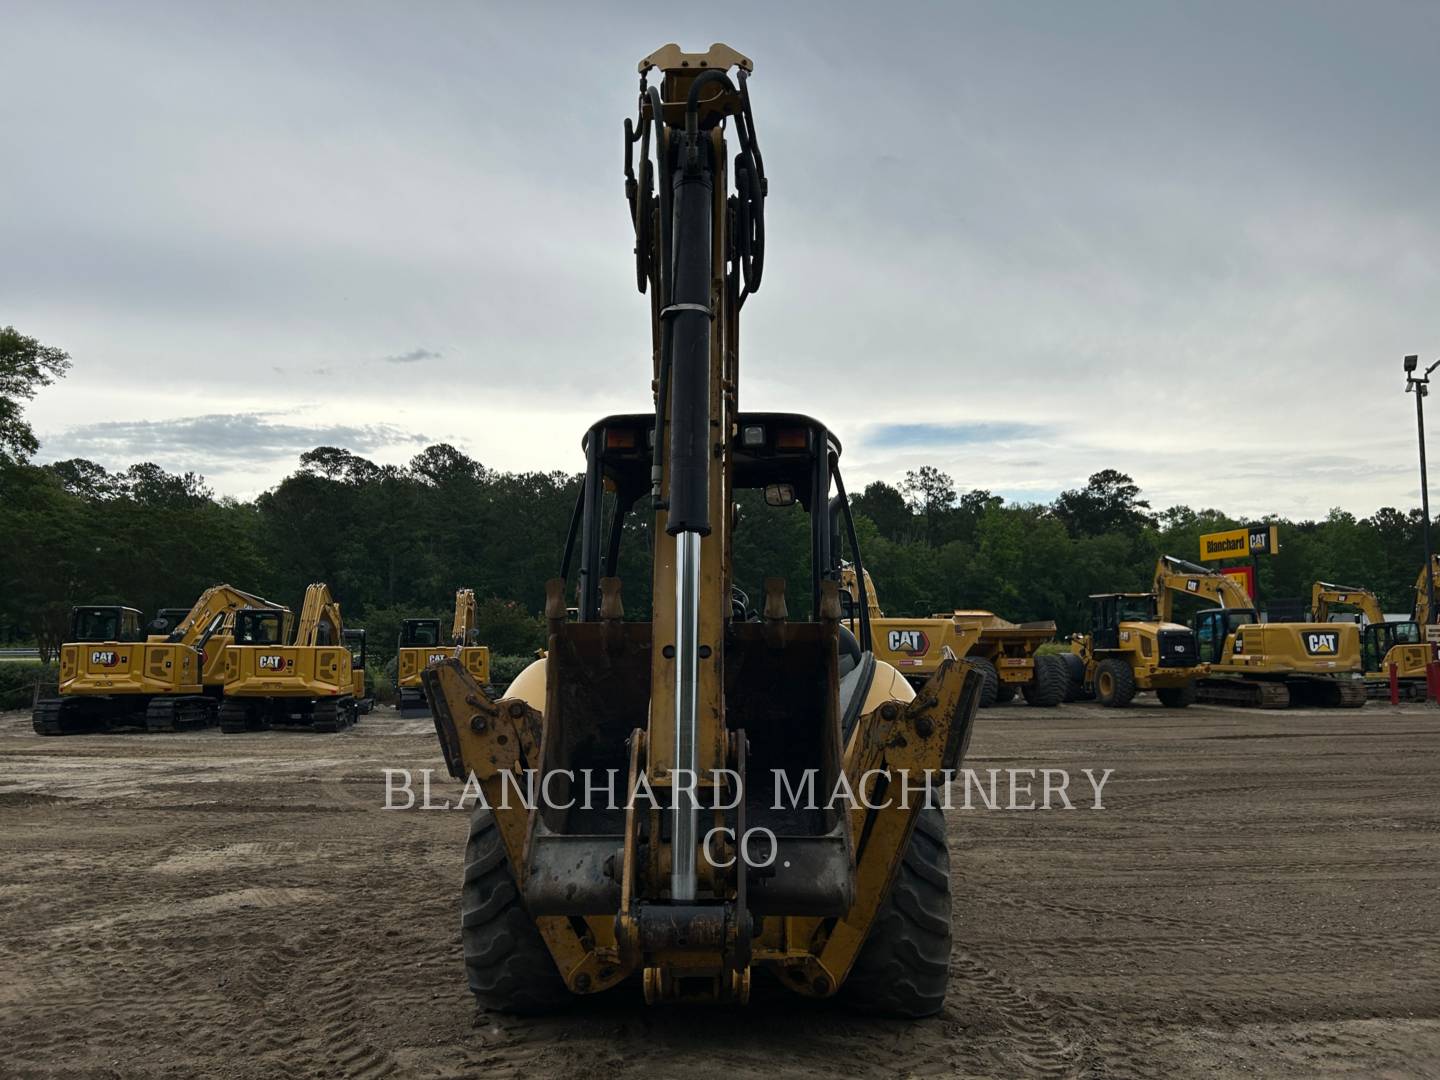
[1,326,1431,662]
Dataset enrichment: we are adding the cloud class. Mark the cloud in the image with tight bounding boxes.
[862,422,1047,449]
[383,347,441,364]
[40,412,427,470]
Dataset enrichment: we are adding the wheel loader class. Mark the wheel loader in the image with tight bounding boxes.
[1064,592,1204,707]
[1155,556,1366,708]
[1311,582,1431,700]
[220,582,364,732]
[397,588,491,718]
[32,585,286,735]
[838,566,1066,707]
[419,44,983,1016]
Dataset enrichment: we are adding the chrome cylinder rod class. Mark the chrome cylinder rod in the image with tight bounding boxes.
[671,531,701,902]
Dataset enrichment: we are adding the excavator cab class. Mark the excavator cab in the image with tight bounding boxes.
[399,618,442,648]
[233,608,290,646]
[1362,620,1422,673]
[71,606,145,643]
[1193,607,1259,665]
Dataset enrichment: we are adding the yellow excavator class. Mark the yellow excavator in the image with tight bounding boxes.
[397,588,492,718]
[838,566,1066,707]
[32,585,286,735]
[1311,582,1430,700]
[220,582,365,732]
[420,44,982,1016]
[1155,556,1365,708]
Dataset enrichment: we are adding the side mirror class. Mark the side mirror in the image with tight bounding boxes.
[764,482,796,507]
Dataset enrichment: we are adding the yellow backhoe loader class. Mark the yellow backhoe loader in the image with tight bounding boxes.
[397,588,492,718]
[420,44,983,1016]
[1064,593,1204,707]
[220,582,365,733]
[32,585,285,735]
[1311,582,1430,700]
[839,566,1066,707]
[1155,557,1365,708]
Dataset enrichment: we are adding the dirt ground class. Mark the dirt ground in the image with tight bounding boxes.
[1,698,1437,1080]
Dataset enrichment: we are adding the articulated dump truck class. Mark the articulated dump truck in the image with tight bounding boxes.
[838,566,1064,706]
[421,44,983,1015]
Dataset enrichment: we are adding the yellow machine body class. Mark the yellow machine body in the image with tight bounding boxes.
[221,583,362,732]
[398,588,492,717]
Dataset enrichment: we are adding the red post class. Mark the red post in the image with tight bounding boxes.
[1389,662,1400,705]
[1427,661,1440,704]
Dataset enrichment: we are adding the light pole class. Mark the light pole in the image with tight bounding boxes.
[1405,355,1440,624]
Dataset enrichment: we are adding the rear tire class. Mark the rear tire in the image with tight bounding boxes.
[840,805,952,1017]
[1157,683,1197,709]
[969,657,999,709]
[1094,659,1137,708]
[1059,652,1087,702]
[1022,654,1066,708]
[462,808,572,1014]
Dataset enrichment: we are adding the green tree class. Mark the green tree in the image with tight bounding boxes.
[0,326,71,463]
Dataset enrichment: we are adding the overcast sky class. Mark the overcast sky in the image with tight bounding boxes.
[4,1,1438,517]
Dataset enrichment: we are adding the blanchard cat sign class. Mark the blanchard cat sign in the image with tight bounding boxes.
[1199,525,1280,562]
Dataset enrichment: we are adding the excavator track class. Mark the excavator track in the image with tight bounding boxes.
[1196,678,1291,709]
[145,696,218,732]
[218,699,264,734]
[31,696,142,734]
[309,696,356,733]
[1288,677,1368,709]
[31,699,69,736]
[398,687,430,719]
[1365,678,1426,702]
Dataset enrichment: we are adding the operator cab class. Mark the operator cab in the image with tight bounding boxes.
[1362,620,1422,673]
[1087,593,1156,650]
[399,618,443,648]
[544,411,872,858]
[232,608,293,646]
[1194,607,1258,665]
[150,607,193,636]
[70,606,144,643]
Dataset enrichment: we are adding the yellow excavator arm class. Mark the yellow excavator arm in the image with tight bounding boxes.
[1413,556,1440,626]
[159,584,290,646]
[1311,582,1385,625]
[451,587,477,645]
[1153,555,1253,622]
[294,582,344,647]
